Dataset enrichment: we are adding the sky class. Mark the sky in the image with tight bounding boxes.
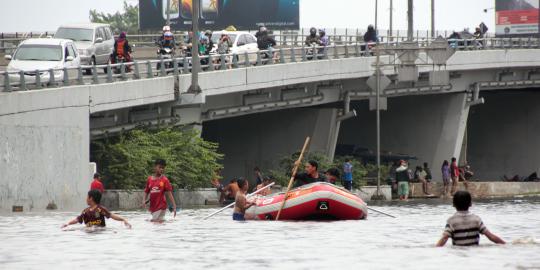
[0,0,495,33]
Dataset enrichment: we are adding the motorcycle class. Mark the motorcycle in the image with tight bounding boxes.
[112,54,130,74]
[156,47,175,72]
[306,42,319,60]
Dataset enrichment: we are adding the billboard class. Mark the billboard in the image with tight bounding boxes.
[139,0,300,31]
[496,0,540,36]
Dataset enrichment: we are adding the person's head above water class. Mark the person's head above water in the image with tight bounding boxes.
[453,191,472,211]
[305,160,319,175]
[154,159,166,175]
[93,173,100,179]
[87,189,102,206]
[237,178,249,192]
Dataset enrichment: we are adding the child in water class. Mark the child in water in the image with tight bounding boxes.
[436,191,505,246]
[142,159,177,222]
[62,189,131,229]
[233,178,256,221]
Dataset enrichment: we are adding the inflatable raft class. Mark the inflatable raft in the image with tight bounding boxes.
[245,182,368,220]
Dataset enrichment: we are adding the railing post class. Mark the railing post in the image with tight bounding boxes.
[35,69,42,89]
[232,53,239,68]
[160,59,167,76]
[256,51,262,66]
[279,48,285,63]
[77,66,84,85]
[354,44,360,57]
[133,61,141,79]
[209,55,216,71]
[173,58,179,76]
[301,46,307,61]
[63,67,70,86]
[146,61,154,78]
[219,54,226,70]
[333,45,339,59]
[92,66,99,84]
[183,56,189,73]
[19,70,26,90]
[120,63,127,80]
[3,72,11,92]
[290,47,296,62]
[244,51,250,67]
[49,68,56,87]
[106,64,113,83]
[344,45,349,58]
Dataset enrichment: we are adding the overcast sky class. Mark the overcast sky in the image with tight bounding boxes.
[1,0,495,32]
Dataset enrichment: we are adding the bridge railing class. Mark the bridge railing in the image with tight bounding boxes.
[2,37,540,92]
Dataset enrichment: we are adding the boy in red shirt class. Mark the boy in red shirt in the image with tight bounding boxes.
[142,159,177,222]
[90,173,105,193]
[62,189,131,228]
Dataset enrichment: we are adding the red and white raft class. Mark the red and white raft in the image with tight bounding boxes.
[245,182,368,220]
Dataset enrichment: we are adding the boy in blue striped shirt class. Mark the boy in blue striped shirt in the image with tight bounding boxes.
[437,191,505,246]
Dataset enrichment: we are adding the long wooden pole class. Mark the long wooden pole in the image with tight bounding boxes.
[275,137,311,221]
[202,182,276,220]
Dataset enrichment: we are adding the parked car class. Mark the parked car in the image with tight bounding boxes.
[210,31,259,63]
[5,38,81,85]
[54,23,114,74]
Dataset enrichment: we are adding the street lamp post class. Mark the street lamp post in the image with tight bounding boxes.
[189,0,201,92]
[166,0,171,26]
[407,0,413,41]
[431,0,435,38]
[389,0,393,40]
[375,0,378,32]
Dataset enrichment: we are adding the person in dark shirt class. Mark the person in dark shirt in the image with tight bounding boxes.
[293,160,327,188]
[325,168,340,185]
[62,190,131,228]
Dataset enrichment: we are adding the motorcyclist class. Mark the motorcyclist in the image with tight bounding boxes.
[318,28,329,58]
[257,27,276,50]
[203,30,214,55]
[111,32,132,65]
[256,27,277,62]
[363,25,379,43]
[305,27,321,46]
[158,25,176,50]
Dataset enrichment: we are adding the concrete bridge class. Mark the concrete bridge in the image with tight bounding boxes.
[2,37,540,210]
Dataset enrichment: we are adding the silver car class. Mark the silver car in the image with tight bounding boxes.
[5,38,81,84]
[54,23,114,74]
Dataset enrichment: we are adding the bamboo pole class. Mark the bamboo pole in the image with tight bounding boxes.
[275,137,311,221]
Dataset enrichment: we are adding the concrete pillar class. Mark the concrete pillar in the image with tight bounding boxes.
[430,92,470,180]
[0,88,90,211]
[202,107,341,182]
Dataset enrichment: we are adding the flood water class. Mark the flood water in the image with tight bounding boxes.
[1,197,539,269]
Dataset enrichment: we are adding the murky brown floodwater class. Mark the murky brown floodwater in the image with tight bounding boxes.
[1,197,539,269]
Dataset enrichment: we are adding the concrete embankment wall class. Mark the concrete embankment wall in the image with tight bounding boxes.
[410,181,540,198]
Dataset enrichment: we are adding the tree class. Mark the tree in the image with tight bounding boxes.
[89,1,139,34]
[91,127,223,190]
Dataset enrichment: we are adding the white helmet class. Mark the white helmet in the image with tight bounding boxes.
[163,25,171,32]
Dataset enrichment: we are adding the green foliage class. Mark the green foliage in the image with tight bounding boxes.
[89,1,139,33]
[91,127,223,190]
[268,152,389,189]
